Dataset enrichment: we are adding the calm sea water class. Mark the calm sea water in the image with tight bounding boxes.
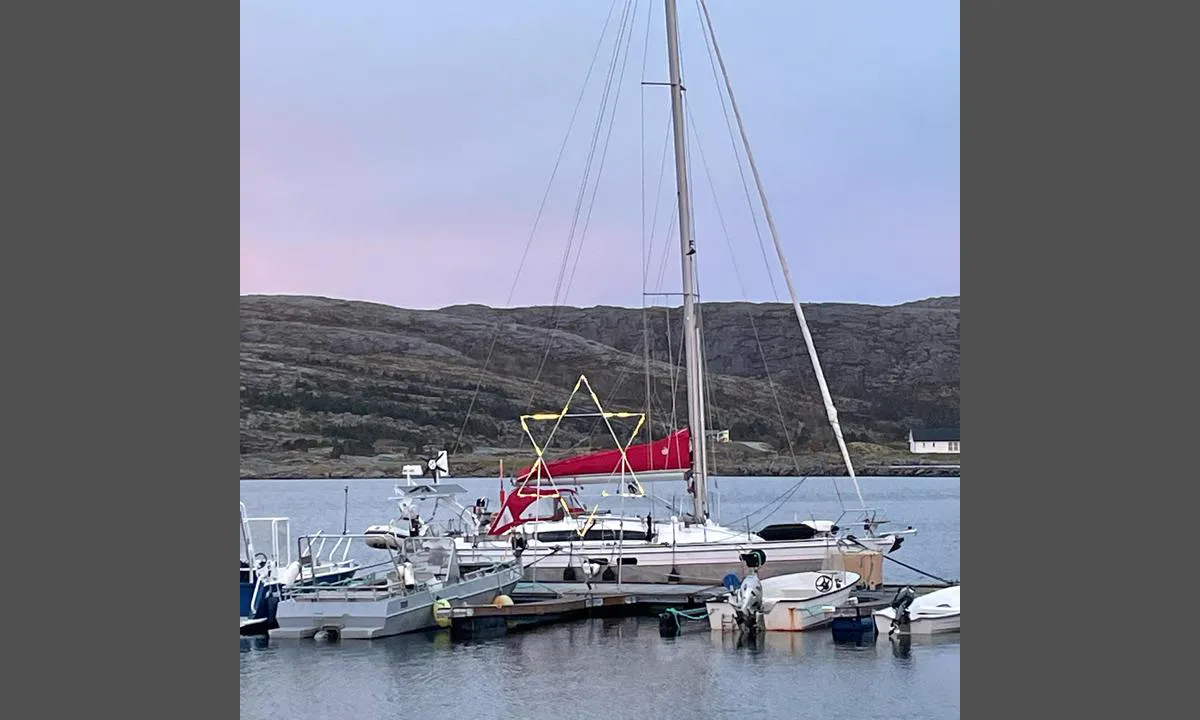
[240,476,960,720]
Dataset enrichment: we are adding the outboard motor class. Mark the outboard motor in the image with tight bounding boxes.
[889,585,917,635]
[731,574,763,632]
[729,548,766,632]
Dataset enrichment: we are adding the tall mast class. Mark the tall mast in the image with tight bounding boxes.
[664,0,709,521]
[697,0,866,512]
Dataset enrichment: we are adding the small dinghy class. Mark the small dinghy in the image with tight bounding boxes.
[873,584,960,636]
[706,551,859,633]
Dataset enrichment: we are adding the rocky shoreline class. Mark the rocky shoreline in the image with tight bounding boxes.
[240,443,960,480]
[240,296,960,479]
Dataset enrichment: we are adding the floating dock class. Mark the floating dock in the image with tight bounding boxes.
[438,582,723,639]
[510,581,719,603]
[436,580,958,640]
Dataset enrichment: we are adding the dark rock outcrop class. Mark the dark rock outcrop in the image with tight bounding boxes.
[240,294,959,477]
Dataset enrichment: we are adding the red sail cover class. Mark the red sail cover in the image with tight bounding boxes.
[516,429,691,482]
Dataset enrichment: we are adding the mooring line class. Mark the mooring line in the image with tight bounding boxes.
[844,536,956,586]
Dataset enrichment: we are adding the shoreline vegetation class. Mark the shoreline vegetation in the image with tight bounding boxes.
[239,442,960,480]
[240,295,959,480]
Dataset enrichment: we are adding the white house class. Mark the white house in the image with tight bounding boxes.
[908,428,960,454]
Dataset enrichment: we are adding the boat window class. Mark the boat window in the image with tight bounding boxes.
[535,530,579,543]
[519,496,563,521]
[587,529,647,542]
[535,529,649,543]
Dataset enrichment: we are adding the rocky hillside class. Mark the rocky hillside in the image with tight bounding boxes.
[240,294,959,478]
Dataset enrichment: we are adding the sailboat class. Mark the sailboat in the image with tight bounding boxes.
[444,0,917,585]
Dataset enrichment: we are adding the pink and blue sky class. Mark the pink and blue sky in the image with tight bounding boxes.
[241,1,959,309]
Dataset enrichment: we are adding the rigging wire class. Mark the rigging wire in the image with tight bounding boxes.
[697,0,865,512]
[720,475,816,530]
[693,0,781,304]
[683,100,809,487]
[452,0,623,454]
[524,0,639,404]
[639,0,654,450]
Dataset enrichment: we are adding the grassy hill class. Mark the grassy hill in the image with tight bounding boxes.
[239,294,959,478]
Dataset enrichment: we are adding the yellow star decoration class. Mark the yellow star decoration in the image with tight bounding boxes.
[516,373,650,538]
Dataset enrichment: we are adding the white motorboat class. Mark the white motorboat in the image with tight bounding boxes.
[240,502,360,633]
[873,585,960,636]
[270,535,522,640]
[707,564,861,633]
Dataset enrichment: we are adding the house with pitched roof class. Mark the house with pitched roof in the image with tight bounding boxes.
[908,427,960,454]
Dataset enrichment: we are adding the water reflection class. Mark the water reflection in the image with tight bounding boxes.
[239,635,269,653]
[705,628,809,656]
[242,616,959,720]
[886,631,961,663]
[241,477,959,719]
[891,634,913,659]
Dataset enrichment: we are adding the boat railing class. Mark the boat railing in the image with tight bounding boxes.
[248,574,266,616]
[282,556,413,602]
[458,559,519,583]
[241,512,293,570]
[283,533,517,601]
[299,531,355,569]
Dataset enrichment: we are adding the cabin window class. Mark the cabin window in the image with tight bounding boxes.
[583,529,648,542]
[536,529,649,543]
[520,497,565,521]
[535,531,579,543]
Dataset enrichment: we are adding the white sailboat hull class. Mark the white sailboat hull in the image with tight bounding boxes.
[456,535,895,584]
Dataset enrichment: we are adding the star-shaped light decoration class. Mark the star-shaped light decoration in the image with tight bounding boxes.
[516,373,650,538]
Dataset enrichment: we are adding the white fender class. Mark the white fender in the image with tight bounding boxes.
[279,561,301,587]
